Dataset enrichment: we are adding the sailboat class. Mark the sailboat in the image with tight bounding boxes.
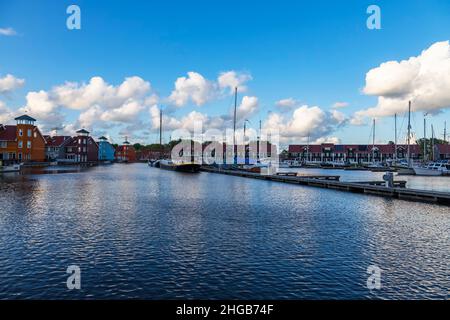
[153,107,201,173]
[396,101,416,175]
[367,118,386,170]
[413,124,449,176]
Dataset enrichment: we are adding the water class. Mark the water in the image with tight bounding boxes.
[0,163,449,299]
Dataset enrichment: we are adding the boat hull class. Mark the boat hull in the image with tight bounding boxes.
[0,164,21,173]
[160,163,201,173]
[397,167,416,175]
[413,168,443,176]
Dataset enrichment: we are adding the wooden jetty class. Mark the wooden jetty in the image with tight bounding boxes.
[200,167,450,206]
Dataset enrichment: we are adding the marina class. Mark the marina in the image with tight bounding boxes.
[200,166,450,205]
[1,163,450,299]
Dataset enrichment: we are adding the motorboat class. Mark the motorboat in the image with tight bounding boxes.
[413,162,450,176]
[0,163,22,173]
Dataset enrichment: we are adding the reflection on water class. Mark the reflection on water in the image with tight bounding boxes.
[0,163,449,299]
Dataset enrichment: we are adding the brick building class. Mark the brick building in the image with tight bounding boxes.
[0,115,46,164]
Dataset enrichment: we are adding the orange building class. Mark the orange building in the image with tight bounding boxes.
[0,115,46,164]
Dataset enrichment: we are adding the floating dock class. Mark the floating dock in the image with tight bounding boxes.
[200,167,450,206]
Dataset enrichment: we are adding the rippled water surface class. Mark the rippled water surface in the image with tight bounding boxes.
[0,164,449,299]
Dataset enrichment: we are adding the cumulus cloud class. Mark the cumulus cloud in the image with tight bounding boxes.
[263,105,346,143]
[52,76,151,110]
[100,100,145,123]
[0,101,15,123]
[275,98,298,112]
[0,74,25,93]
[236,96,258,120]
[18,91,65,131]
[16,76,156,136]
[0,27,17,36]
[354,41,450,120]
[168,72,215,107]
[217,71,252,94]
[168,70,252,107]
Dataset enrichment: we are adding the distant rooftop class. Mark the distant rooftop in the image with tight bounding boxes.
[76,129,90,134]
[14,114,36,122]
[98,136,108,141]
[123,141,130,145]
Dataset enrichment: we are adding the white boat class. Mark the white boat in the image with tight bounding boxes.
[0,163,22,173]
[413,162,450,176]
[278,160,302,168]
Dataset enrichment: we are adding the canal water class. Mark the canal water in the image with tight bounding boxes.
[0,163,449,299]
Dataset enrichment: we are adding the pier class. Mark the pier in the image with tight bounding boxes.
[200,167,450,206]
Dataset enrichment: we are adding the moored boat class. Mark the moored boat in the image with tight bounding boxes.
[159,160,201,173]
[413,162,450,176]
[0,163,22,173]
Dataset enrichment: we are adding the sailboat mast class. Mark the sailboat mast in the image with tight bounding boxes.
[394,113,397,163]
[423,114,427,162]
[372,118,376,163]
[306,133,310,162]
[233,87,237,149]
[159,107,162,159]
[407,101,411,167]
[431,124,435,161]
[257,119,261,163]
[444,121,447,143]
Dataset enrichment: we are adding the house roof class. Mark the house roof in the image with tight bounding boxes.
[289,144,423,153]
[14,114,36,122]
[76,129,90,134]
[45,135,71,147]
[98,136,108,141]
[0,125,16,141]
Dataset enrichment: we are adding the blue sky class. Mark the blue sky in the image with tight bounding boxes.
[1,0,450,146]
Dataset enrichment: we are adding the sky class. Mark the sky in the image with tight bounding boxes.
[1,0,450,147]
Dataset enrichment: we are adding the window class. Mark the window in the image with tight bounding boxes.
[19,129,23,137]
[78,139,81,144]
[27,141,31,149]
[18,141,23,148]
[0,141,6,148]
[34,132,37,138]
[18,153,22,160]
[27,129,32,137]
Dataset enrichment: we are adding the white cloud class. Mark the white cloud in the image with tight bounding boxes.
[217,71,252,94]
[100,99,145,122]
[236,96,258,120]
[0,74,25,93]
[168,72,214,107]
[21,91,58,119]
[275,98,298,111]
[332,102,349,109]
[355,41,450,119]
[264,105,346,143]
[0,27,17,36]
[313,136,341,144]
[19,90,65,131]
[0,101,15,123]
[52,76,151,110]
[168,71,252,107]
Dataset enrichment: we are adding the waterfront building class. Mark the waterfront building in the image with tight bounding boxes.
[287,143,449,163]
[97,136,116,162]
[44,135,72,161]
[62,129,99,163]
[0,115,46,164]
[115,140,136,162]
